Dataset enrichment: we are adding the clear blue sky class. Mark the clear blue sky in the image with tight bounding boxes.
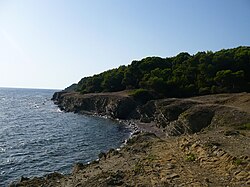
[0,0,249,89]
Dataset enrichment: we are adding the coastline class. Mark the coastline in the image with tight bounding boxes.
[11,91,250,186]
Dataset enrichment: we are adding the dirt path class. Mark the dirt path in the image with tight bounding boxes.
[190,92,250,114]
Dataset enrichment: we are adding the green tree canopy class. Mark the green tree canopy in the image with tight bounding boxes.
[72,46,250,98]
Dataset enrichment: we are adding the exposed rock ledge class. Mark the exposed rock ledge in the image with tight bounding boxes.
[52,91,138,119]
[52,91,250,137]
[12,92,250,186]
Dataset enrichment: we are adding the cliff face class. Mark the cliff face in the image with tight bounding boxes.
[139,97,250,136]
[52,92,138,119]
[52,91,250,137]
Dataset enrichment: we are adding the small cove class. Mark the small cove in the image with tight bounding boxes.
[0,88,131,186]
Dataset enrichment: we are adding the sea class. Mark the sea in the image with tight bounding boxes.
[0,88,131,186]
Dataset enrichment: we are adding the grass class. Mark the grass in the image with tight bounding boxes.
[146,154,157,162]
[237,123,250,130]
[133,161,145,175]
[233,158,244,166]
[185,153,196,162]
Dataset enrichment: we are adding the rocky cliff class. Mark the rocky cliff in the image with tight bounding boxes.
[52,91,250,137]
[52,91,138,119]
[12,92,250,186]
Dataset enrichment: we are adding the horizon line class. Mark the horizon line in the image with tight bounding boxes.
[0,86,62,90]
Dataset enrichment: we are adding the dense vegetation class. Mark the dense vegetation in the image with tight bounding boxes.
[68,46,250,98]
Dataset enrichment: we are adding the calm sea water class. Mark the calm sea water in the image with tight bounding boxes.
[0,88,131,186]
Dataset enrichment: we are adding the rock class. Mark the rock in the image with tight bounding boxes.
[224,130,240,136]
[52,91,250,138]
[204,177,210,183]
[51,91,68,101]
[90,160,99,164]
[234,171,249,180]
[165,173,180,179]
[246,179,250,185]
[106,170,124,185]
[126,132,157,145]
[45,172,64,180]
[52,92,138,119]
[107,148,119,157]
[98,152,107,160]
[72,163,88,173]
[132,130,140,136]
[20,176,29,182]
[166,163,175,169]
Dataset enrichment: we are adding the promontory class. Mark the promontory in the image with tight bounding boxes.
[12,46,250,186]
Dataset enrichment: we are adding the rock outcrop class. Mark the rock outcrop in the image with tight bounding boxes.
[52,91,250,136]
[52,92,137,119]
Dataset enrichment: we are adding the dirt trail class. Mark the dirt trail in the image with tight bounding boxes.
[190,92,250,114]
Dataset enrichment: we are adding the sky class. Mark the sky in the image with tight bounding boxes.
[0,0,249,89]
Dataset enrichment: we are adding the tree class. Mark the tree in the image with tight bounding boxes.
[73,46,250,97]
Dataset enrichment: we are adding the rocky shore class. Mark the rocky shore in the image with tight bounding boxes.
[52,91,250,136]
[12,92,250,186]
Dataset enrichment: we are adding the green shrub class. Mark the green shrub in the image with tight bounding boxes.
[133,161,144,175]
[199,87,211,95]
[237,123,250,130]
[185,153,196,162]
[146,154,157,162]
[129,89,154,103]
[233,158,243,166]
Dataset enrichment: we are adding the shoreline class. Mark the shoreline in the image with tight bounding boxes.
[73,105,167,138]
[11,92,250,186]
[9,113,135,186]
